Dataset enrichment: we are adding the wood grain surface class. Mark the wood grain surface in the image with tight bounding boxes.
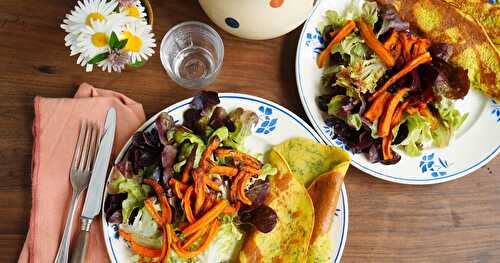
[0,0,498,262]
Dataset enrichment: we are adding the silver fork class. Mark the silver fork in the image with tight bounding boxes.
[54,121,100,263]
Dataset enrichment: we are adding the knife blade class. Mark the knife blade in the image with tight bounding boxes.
[70,107,116,263]
[82,107,116,219]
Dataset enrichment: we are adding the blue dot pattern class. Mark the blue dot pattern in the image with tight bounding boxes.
[225,17,240,29]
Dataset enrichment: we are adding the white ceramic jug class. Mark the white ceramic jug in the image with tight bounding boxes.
[199,0,314,40]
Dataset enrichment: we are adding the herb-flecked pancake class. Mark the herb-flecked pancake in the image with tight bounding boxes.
[306,161,350,263]
[272,137,351,187]
[377,0,500,98]
[238,149,314,263]
[442,0,500,50]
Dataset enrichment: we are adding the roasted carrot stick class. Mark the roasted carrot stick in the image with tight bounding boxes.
[364,91,392,122]
[173,220,221,259]
[238,173,253,205]
[201,193,215,213]
[119,229,133,241]
[181,227,207,249]
[317,20,356,68]
[230,171,244,202]
[382,134,393,161]
[144,197,164,225]
[391,101,409,128]
[369,52,432,101]
[130,241,162,258]
[183,186,196,223]
[214,149,262,168]
[200,137,221,170]
[378,88,411,137]
[208,166,238,177]
[357,18,395,67]
[223,202,240,214]
[383,30,399,50]
[399,32,417,63]
[204,175,220,191]
[193,169,206,215]
[182,144,198,183]
[182,200,228,237]
[143,178,172,224]
[411,39,431,59]
[160,225,170,261]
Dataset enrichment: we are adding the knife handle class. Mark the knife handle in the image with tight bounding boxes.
[70,218,92,263]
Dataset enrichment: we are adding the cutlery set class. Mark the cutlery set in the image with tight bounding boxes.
[54,108,116,263]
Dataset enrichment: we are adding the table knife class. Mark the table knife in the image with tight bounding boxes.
[70,108,116,263]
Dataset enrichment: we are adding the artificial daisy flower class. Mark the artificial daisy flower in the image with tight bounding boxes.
[118,0,147,21]
[121,21,156,64]
[97,49,130,72]
[61,0,118,34]
[76,19,120,59]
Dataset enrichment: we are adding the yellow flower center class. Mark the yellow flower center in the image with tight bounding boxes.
[85,12,105,26]
[125,6,140,18]
[122,31,142,52]
[91,32,108,47]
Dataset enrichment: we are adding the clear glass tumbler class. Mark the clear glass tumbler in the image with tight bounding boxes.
[160,21,224,89]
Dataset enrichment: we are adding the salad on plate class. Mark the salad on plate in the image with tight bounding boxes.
[103,91,351,263]
[315,0,471,164]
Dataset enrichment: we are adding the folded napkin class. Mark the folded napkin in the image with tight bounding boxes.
[19,83,146,263]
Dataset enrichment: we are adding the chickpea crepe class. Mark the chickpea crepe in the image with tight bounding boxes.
[239,138,351,263]
[376,0,500,98]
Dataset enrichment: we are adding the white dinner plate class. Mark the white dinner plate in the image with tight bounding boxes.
[102,93,349,263]
[296,0,500,184]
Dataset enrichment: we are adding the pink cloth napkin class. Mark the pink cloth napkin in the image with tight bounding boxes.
[18,83,146,263]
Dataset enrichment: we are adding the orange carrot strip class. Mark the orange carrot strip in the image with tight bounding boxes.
[223,202,241,214]
[204,175,220,191]
[130,241,162,258]
[119,229,133,241]
[369,52,432,101]
[378,88,411,137]
[357,18,395,67]
[170,178,188,199]
[412,39,431,59]
[383,30,399,50]
[230,171,244,202]
[238,173,253,205]
[182,200,228,237]
[391,101,409,128]
[406,106,419,115]
[214,149,263,168]
[208,166,239,177]
[317,20,356,68]
[181,144,198,183]
[143,178,172,224]
[364,91,391,122]
[169,178,188,190]
[200,137,221,170]
[202,193,215,213]
[399,32,415,62]
[193,169,206,215]
[181,227,207,249]
[160,225,170,261]
[173,220,221,259]
[382,134,393,161]
[183,186,196,223]
[144,198,164,225]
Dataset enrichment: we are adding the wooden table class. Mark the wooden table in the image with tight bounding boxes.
[0,0,498,262]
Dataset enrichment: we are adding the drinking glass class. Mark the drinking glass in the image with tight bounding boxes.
[160,21,224,89]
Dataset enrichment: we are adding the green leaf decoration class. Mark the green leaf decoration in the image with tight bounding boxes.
[116,39,128,50]
[88,52,109,64]
[128,60,146,68]
[109,32,119,49]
